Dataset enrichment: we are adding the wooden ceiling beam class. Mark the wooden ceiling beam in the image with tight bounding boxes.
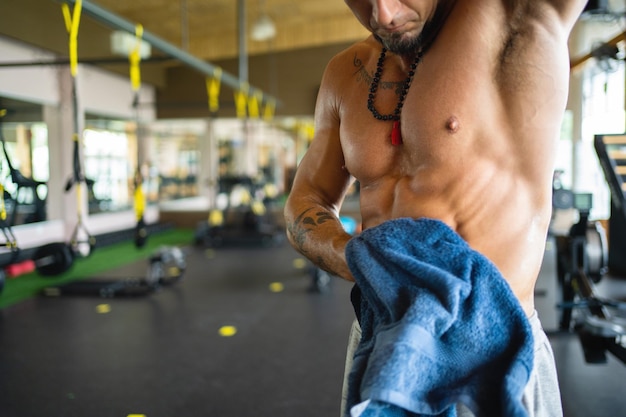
[570,31,626,70]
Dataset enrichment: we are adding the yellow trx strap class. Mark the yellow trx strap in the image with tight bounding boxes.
[64,0,82,207]
[263,98,275,122]
[0,183,6,223]
[61,0,82,77]
[0,112,7,223]
[234,83,249,119]
[133,169,148,248]
[134,182,145,221]
[248,91,261,119]
[129,24,143,92]
[206,67,223,113]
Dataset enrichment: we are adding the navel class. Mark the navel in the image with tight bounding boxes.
[446,116,460,134]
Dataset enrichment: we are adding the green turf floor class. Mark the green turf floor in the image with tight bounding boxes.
[0,229,194,309]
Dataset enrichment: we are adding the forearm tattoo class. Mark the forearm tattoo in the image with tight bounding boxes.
[287,207,335,254]
[353,53,405,95]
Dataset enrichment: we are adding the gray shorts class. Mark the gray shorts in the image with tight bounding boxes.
[340,312,562,417]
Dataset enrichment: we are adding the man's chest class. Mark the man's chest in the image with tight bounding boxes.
[338,68,496,183]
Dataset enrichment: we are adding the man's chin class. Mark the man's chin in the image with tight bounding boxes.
[381,35,422,55]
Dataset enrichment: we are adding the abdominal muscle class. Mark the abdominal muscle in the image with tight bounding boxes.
[356,164,550,316]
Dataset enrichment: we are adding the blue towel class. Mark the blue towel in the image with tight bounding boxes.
[345,218,533,417]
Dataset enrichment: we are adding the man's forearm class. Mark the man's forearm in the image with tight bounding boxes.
[285,205,354,282]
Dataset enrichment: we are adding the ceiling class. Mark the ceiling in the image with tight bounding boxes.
[2,0,369,63]
[94,0,370,62]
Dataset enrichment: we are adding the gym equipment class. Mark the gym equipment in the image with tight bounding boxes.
[556,192,626,364]
[127,26,149,249]
[41,245,185,298]
[0,125,20,294]
[0,169,19,261]
[62,118,97,258]
[33,197,99,277]
[594,133,626,275]
[65,0,96,256]
[5,260,35,277]
[39,1,97,271]
[147,245,186,286]
[33,242,75,276]
[194,176,283,248]
[133,168,148,248]
[0,110,47,226]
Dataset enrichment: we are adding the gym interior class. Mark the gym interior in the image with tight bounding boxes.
[0,1,625,416]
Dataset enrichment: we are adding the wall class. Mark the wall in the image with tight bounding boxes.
[156,42,352,119]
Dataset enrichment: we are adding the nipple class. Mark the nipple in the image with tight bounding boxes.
[446,116,460,134]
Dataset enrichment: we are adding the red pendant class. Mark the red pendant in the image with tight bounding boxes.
[391,120,402,146]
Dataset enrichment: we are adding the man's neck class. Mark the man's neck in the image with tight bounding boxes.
[419,0,457,54]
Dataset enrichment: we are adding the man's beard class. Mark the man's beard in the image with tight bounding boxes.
[380,32,424,56]
[380,1,453,56]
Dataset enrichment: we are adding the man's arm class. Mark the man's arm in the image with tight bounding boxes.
[517,0,587,31]
[284,57,356,282]
[546,0,588,29]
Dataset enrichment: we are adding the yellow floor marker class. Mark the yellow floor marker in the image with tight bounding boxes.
[96,304,111,314]
[292,258,307,269]
[269,282,284,293]
[127,415,146,417]
[219,326,237,337]
[205,249,216,259]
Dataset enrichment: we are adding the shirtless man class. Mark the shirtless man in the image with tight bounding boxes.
[284,0,587,415]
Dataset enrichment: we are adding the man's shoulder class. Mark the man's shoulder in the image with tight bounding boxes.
[321,36,378,89]
[328,36,379,68]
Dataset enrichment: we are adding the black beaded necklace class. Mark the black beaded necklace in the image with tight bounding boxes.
[367,48,424,146]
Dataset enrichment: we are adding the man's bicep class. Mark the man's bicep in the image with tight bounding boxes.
[289,123,353,213]
[292,61,353,211]
[499,0,586,30]
[284,124,353,257]
[538,0,587,29]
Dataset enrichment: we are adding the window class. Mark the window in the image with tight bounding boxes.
[83,121,134,214]
[580,58,625,219]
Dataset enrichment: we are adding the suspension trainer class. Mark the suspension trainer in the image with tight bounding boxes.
[33,0,96,276]
[129,24,148,248]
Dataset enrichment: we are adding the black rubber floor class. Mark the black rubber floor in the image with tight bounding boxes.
[0,243,355,417]
[0,240,625,417]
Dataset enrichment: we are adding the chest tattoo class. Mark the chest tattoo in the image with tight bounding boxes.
[353,53,404,95]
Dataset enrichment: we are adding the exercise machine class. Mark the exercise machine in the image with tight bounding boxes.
[41,245,186,298]
[0,109,47,226]
[594,133,626,275]
[0,158,19,295]
[195,176,283,248]
[556,192,626,364]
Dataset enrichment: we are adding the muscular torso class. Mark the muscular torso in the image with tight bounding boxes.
[334,1,571,313]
